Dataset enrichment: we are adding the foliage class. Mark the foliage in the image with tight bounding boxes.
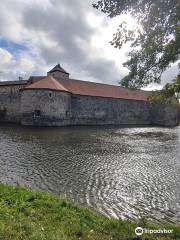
[0,184,180,240]
[148,74,180,104]
[93,0,180,88]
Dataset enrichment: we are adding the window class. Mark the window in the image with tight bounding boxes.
[49,92,52,98]
[34,110,41,117]
[66,111,69,117]
[0,107,6,119]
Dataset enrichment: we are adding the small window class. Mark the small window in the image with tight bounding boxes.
[34,110,41,117]
[0,107,6,118]
[66,111,69,117]
[49,92,52,98]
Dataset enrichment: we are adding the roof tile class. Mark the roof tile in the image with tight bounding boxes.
[25,76,147,101]
[25,76,69,92]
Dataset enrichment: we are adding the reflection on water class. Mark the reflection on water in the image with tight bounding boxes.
[0,124,180,223]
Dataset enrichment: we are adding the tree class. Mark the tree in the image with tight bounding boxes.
[148,74,180,104]
[93,0,180,89]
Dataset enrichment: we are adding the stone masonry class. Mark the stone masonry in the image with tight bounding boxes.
[0,64,179,127]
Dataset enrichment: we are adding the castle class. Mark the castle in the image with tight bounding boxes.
[0,64,179,127]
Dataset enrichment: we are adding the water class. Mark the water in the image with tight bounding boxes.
[0,124,180,223]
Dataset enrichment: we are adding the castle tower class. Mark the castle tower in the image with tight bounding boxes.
[47,64,69,79]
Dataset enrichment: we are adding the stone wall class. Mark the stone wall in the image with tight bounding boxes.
[21,89,71,126]
[1,86,179,127]
[150,104,179,126]
[0,85,25,122]
[21,90,152,126]
[47,71,69,79]
[70,95,151,126]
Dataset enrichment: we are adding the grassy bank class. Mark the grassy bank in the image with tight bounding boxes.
[0,184,179,240]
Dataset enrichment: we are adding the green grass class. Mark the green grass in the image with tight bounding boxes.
[0,184,179,240]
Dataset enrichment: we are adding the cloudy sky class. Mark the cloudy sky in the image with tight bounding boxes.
[0,0,178,88]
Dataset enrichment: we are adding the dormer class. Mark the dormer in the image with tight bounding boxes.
[47,64,70,79]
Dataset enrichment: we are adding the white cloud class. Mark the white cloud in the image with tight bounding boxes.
[0,0,178,87]
[0,0,127,83]
[0,48,13,65]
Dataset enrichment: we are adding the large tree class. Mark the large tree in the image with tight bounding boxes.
[93,0,180,89]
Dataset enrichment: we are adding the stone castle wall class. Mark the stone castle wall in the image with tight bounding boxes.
[47,71,69,80]
[0,84,25,122]
[0,86,179,127]
[150,104,179,126]
[70,95,151,125]
[21,89,71,126]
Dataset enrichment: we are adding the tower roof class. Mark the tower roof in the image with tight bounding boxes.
[48,64,69,74]
[25,76,69,92]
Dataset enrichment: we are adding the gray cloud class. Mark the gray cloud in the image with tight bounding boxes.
[19,0,121,83]
[0,0,178,86]
[0,0,121,83]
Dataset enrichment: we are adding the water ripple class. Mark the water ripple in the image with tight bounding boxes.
[0,124,180,223]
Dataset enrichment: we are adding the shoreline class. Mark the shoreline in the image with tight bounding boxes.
[0,184,179,240]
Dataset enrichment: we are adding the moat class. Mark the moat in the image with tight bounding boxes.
[0,124,180,223]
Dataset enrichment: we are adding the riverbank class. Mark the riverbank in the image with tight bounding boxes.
[0,184,179,240]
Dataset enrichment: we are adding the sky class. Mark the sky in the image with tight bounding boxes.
[0,0,178,88]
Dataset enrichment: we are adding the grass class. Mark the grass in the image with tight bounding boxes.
[0,184,179,240]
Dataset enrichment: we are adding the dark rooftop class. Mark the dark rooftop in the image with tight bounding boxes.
[0,80,28,86]
[47,64,69,74]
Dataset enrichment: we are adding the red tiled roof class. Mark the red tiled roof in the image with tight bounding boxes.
[60,79,147,101]
[25,76,147,101]
[28,76,45,84]
[25,76,69,92]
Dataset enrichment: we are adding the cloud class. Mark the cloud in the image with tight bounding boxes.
[161,64,179,84]
[0,0,127,84]
[21,0,124,83]
[0,0,178,86]
[0,47,38,81]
